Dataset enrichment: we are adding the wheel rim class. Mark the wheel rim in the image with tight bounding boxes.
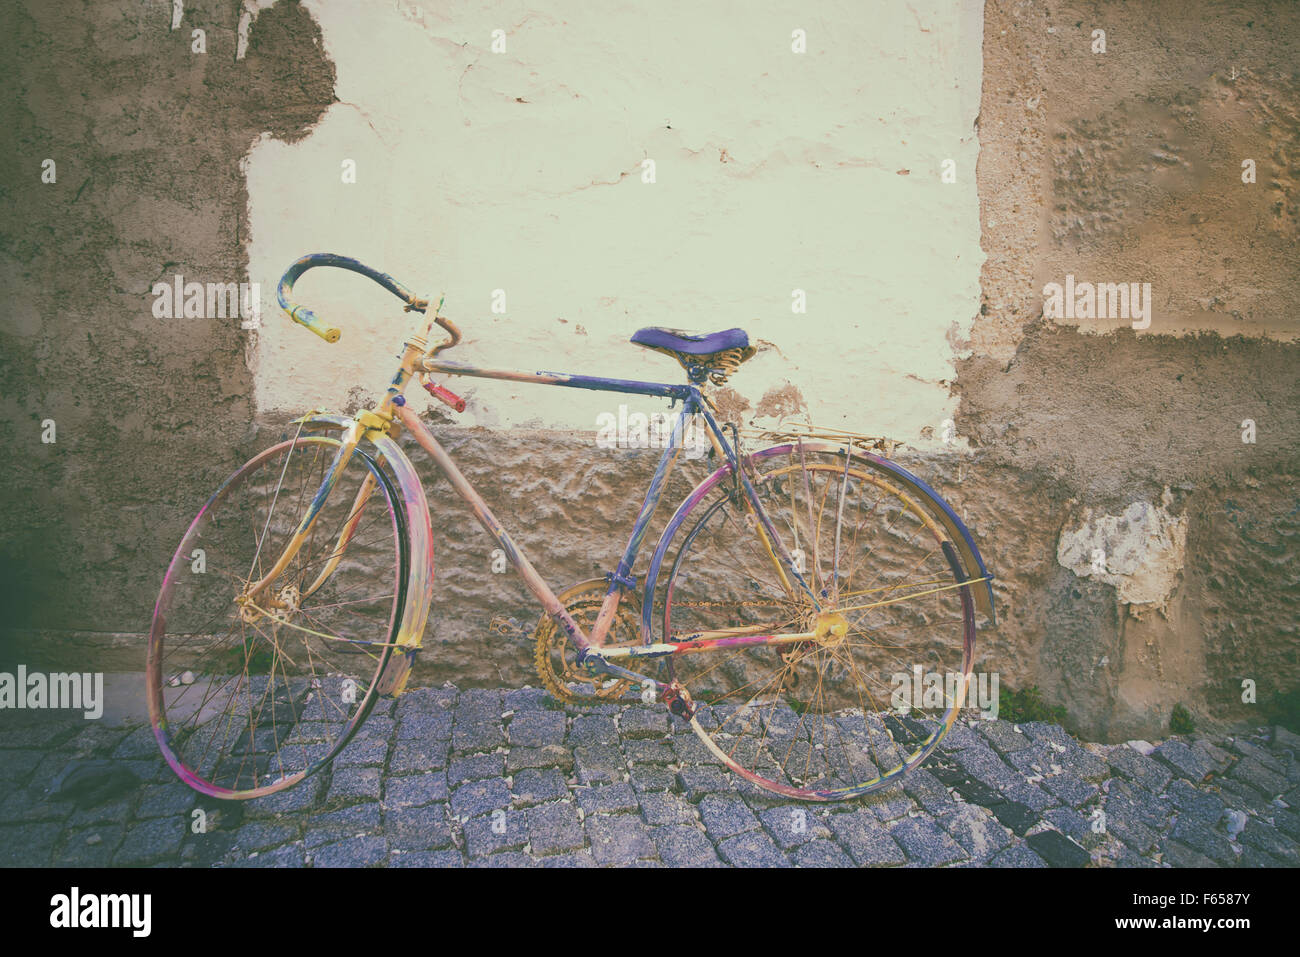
[148,436,406,799]
[663,455,976,799]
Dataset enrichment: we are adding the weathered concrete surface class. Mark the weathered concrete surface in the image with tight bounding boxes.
[0,0,336,631]
[961,0,1300,739]
[1057,498,1188,609]
[246,0,986,444]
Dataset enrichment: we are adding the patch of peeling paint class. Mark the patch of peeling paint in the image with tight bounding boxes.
[1057,495,1188,610]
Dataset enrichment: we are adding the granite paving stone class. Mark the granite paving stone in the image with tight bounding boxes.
[511,767,570,807]
[718,830,791,867]
[585,813,656,864]
[462,811,528,857]
[502,687,550,711]
[447,751,506,784]
[388,739,450,774]
[653,825,722,866]
[383,772,450,808]
[232,844,308,868]
[1153,740,1214,783]
[939,804,1012,862]
[576,782,640,815]
[988,844,1048,867]
[1025,829,1089,867]
[304,802,382,848]
[1230,758,1290,798]
[978,720,1034,754]
[311,836,387,867]
[527,801,587,856]
[391,849,464,868]
[619,708,669,739]
[793,840,856,867]
[629,765,679,793]
[1107,745,1173,793]
[758,805,824,849]
[507,710,566,747]
[638,791,697,827]
[535,850,598,867]
[385,804,454,851]
[698,794,761,840]
[827,810,907,866]
[450,778,511,820]
[624,738,676,765]
[890,817,968,866]
[395,710,453,741]
[1237,818,1300,864]
[1166,777,1227,822]
[568,715,619,747]
[573,745,626,784]
[506,745,574,774]
[676,766,734,802]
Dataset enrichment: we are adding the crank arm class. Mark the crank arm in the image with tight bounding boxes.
[574,647,662,688]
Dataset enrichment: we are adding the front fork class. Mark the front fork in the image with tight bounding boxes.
[242,418,369,604]
[244,305,438,605]
[302,469,378,598]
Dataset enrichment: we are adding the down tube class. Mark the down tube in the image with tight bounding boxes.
[392,404,592,653]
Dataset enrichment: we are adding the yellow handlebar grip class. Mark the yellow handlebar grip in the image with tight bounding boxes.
[289,305,341,343]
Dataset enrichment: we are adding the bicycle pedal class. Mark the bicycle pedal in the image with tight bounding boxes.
[489,615,533,641]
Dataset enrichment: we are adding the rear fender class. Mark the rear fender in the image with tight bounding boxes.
[643,441,995,632]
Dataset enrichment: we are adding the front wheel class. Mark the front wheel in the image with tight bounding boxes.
[660,446,981,800]
[147,434,409,799]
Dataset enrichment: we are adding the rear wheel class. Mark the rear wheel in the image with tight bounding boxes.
[147,434,408,799]
[661,448,978,800]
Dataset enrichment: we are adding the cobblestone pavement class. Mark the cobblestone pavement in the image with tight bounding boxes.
[2,684,1299,867]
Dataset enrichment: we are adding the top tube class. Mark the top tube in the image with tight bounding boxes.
[422,358,694,401]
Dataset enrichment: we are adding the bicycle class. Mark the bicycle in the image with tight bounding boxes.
[148,253,996,803]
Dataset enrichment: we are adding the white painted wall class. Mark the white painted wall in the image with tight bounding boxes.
[246,0,984,447]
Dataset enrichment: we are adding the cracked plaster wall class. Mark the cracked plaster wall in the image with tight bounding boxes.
[246,0,986,443]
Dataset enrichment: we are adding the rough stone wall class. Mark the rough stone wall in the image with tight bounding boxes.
[965,0,1300,739]
[3,0,1298,745]
[0,0,335,635]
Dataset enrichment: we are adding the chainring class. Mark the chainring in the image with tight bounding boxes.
[533,579,644,705]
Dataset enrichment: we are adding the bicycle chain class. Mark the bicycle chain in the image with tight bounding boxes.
[493,599,788,628]
[672,599,791,609]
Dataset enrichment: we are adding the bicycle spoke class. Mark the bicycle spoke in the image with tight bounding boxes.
[665,454,976,798]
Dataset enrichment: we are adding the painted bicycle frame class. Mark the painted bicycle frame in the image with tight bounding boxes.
[266,253,995,714]
[393,363,831,704]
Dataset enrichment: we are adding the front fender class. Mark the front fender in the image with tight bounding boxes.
[296,413,434,696]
